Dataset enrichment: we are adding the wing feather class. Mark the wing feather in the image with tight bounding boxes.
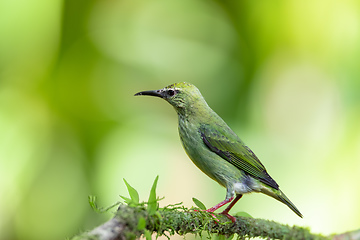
[200,125,279,189]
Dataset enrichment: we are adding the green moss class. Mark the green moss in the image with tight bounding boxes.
[73,179,329,240]
[112,203,329,240]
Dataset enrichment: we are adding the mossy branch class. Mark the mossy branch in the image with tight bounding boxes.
[70,177,359,240]
[71,203,335,240]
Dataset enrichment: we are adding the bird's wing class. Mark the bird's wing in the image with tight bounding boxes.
[200,125,279,189]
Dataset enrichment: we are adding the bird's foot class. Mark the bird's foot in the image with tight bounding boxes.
[193,195,240,223]
[220,211,236,223]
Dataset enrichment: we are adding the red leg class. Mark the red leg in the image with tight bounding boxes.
[205,196,234,213]
[220,194,243,222]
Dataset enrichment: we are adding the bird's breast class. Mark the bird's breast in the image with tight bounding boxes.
[177,116,245,188]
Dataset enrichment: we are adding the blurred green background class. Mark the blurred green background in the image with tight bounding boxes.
[1,0,360,239]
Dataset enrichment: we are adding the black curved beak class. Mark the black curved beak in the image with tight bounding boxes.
[134,89,164,98]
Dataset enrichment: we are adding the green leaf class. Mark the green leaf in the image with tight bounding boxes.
[214,234,234,240]
[137,217,146,230]
[147,175,159,215]
[234,211,253,218]
[120,195,132,204]
[144,229,152,240]
[88,195,120,213]
[214,235,225,240]
[155,211,162,220]
[226,235,234,240]
[192,197,206,210]
[88,195,99,212]
[123,179,139,204]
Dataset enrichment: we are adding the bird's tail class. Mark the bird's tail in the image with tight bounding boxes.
[261,187,303,218]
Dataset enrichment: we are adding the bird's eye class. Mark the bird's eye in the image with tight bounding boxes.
[167,89,176,97]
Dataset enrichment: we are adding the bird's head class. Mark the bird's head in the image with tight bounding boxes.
[135,82,208,114]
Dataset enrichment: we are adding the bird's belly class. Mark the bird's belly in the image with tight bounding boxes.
[233,177,262,194]
[233,182,252,194]
[178,124,244,188]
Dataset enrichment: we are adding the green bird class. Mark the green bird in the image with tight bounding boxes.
[135,82,302,222]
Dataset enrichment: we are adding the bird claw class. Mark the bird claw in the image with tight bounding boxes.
[220,211,236,223]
